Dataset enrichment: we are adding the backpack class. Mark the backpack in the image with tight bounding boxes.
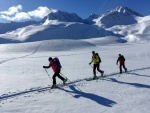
[53,57,62,69]
[122,55,125,61]
[96,53,101,63]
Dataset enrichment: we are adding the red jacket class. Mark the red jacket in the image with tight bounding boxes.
[117,56,125,65]
[49,60,59,72]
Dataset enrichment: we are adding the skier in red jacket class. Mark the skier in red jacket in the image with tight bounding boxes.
[43,57,67,88]
[116,54,127,74]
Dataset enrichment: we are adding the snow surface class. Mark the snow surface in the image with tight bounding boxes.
[0,37,150,113]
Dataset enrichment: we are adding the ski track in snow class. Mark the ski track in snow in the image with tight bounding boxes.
[0,66,149,107]
[0,40,146,64]
[0,42,43,65]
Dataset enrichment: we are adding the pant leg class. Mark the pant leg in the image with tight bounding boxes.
[120,64,122,73]
[55,70,65,81]
[93,64,96,76]
[96,63,103,73]
[57,73,65,81]
[52,73,57,85]
[122,63,127,72]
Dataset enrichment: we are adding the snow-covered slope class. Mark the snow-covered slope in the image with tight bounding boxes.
[1,14,149,44]
[0,37,149,113]
[0,20,117,43]
[0,39,96,52]
[0,21,38,34]
[107,16,150,42]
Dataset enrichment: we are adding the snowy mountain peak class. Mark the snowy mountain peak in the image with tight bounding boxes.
[94,6,143,28]
[114,6,143,17]
[42,10,83,23]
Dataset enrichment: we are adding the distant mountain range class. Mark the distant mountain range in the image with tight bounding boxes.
[0,6,149,44]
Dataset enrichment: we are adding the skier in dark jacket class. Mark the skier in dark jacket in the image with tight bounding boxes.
[43,57,67,88]
[89,51,104,79]
[116,54,127,74]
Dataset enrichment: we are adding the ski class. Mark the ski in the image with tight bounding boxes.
[38,82,74,92]
[85,75,107,81]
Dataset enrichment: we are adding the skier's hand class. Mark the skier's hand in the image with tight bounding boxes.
[43,66,46,68]
[89,63,91,65]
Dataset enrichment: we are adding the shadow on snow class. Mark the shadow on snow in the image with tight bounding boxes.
[106,78,150,89]
[59,85,117,107]
[107,66,150,78]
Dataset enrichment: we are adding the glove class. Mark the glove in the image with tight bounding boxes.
[89,63,91,65]
[43,66,46,68]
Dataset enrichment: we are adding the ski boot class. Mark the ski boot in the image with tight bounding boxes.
[63,78,68,85]
[51,84,57,89]
[93,74,98,80]
[101,70,104,77]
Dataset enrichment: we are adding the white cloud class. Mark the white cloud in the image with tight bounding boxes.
[28,6,57,18]
[0,5,57,22]
[0,5,22,15]
[12,12,31,21]
[0,12,30,21]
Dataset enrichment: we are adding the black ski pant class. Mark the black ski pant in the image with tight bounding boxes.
[52,70,65,85]
[93,63,103,75]
[119,63,127,73]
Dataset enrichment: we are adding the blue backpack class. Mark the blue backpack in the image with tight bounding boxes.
[53,57,62,69]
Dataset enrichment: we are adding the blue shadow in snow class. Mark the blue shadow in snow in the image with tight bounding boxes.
[59,85,117,107]
[127,72,150,78]
[127,66,150,78]
[107,78,150,89]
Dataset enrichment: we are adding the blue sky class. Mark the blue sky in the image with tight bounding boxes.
[0,0,149,23]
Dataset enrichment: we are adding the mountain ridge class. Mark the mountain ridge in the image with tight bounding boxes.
[0,6,149,44]
[0,6,143,32]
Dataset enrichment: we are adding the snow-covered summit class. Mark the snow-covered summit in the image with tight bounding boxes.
[92,6,143,28]
[42,10,83,23]
[113,6,143,17]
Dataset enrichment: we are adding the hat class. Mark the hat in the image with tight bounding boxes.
[48,57,52,61]
[92,51,95,54]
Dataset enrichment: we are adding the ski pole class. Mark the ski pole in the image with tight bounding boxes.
[89,64,99,74]
[60,72,68,79]
[60,73,82,92]
[89,64,93,68]
[44,68,52,82]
